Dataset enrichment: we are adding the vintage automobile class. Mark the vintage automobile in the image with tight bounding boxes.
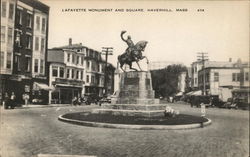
[83,93,100,105]
[190,95,211,108]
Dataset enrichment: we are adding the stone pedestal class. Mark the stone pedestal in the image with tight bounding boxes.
[92,71,165,118]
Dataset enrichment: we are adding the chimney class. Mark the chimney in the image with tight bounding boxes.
[69,38,72,46]
[229,58,232,62]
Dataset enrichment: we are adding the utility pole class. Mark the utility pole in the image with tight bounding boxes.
[197,52,209,95]
[101,47,113,96]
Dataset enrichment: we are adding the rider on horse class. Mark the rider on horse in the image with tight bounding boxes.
[121,31,136,59]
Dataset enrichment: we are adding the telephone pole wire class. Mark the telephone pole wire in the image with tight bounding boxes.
[197,52,209,95]
[101,47,113,96]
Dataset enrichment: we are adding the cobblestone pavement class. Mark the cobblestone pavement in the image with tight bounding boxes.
[0,103,249,157]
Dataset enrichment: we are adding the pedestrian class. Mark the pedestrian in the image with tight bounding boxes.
[10,92,16,109]
[22,93,29,107]
[4,92,9,109]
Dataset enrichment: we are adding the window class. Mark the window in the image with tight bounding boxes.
[0,51,4,68]
[80,71,83,80]
[41,38,45,52]
[36,16,40,30]
[8,27,13,43]
[195,78,197,84]
[66,69,70,78]
[1,26,5,42]
[91,75,95,84]
[26,34,32,49]
[15,55,21,71]
[34,59,39,73]
[67,53,70,62]
[41,18,46,33]
[86,75,89,83]
[52,66,58,77]
[16,9,22,25]
[25,56,31,72]
[76,70,79,79]
[59,67,64,78]
[27,13,32,28]
[87,61,90,69]
[35,37,39,51]
[1,2,6,17]
[245,72,249,81]
[72,54,75,63]
[81,56,84,65]
[8,3,14,20]
[232,73,240,82]
[6,52,11,69]
[76,56,79,64]
[71,69,75,79]
[214,72,219,82]
[40,59,44,74]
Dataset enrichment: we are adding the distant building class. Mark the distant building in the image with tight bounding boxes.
[198,61,249,101]
[0,0,50,104]
[178,72,187,93]
[191,59,235,90]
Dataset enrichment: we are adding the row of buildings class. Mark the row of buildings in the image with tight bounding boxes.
[0,0,115,105]
[190,58,249,101]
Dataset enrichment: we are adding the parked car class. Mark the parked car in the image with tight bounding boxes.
[83,93,100,105]
[98,95,111,105]
[190,95,211,107]
[234,97,249,110]
[210,96,224,108]
[222,98,237,109]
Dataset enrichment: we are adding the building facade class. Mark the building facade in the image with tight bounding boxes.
[0,0,16,104]
[198,62,249,101]
[47,48,85,104]
[0,0,49,104]
[47,38,115,104]
[191,59,235,90]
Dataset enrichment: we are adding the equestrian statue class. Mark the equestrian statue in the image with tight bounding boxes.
[118,31,149,71]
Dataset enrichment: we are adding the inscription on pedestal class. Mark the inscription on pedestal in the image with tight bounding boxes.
[124,78,139,85]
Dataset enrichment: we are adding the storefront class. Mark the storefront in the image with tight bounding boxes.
[50,78,83,104]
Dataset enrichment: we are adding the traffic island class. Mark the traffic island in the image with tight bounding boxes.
[58,112,212,130]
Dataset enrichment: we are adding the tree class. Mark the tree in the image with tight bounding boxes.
[151,64,188,98]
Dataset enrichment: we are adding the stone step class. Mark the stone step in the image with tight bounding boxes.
[114,98,159,104]
[92,109,165,118]
[102,104,166,111]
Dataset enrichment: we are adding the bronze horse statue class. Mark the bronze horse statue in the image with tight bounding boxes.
[118,40,149,71]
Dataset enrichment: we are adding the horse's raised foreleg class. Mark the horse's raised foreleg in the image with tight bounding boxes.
[136,61,142,71]
[129,63,138,71]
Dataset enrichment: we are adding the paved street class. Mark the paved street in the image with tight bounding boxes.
[0,103,249,157]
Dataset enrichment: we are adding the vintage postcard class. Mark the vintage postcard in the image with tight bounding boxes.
[0,0,249,157]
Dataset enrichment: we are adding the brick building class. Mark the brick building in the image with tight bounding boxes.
[0,0,50,104]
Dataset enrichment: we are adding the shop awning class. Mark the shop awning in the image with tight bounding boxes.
[175,92,183,96]
[33,82,54,91]
[191,90,202,95]
[186,91,194,95]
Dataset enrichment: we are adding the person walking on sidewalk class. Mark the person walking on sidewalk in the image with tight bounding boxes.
[10,92,16,109]
[4,92,9,109]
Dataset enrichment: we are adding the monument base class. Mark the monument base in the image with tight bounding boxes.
[93,71,164,118]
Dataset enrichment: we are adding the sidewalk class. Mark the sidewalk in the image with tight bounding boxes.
[1,103,100,110]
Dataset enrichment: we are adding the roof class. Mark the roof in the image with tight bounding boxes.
[53,43,87,49]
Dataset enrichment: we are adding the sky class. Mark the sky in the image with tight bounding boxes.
[40,0,249,68]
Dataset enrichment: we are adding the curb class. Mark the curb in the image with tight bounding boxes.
[58,115,212,130]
